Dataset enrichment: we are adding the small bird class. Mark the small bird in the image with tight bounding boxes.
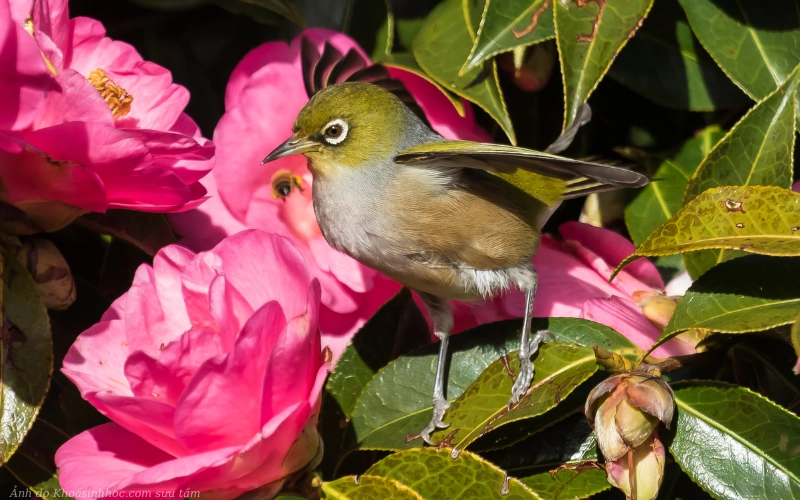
[263,82,648,444]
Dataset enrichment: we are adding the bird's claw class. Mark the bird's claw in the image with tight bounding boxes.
[508,330,551,408]
[420,397,451,445]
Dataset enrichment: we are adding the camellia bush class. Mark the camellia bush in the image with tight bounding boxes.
[1,0,800,499]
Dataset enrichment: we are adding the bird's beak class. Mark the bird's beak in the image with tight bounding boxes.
[262,135,320,164]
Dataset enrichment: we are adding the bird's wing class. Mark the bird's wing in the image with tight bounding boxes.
[394,140,649,200]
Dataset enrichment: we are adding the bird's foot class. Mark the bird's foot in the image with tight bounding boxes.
[509,330,551,407]
[420,397,451,445]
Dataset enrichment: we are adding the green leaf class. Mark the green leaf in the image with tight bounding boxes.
[319,289,427,476]
[463,0,555,71]
[4,415,70,499]
[413,0,515,143]
[365,448,541,499]
[728,341,800,411]
[554,0,654,129]
[616,186,800,274]
[625,126,726,246]
[652,256,800,349]
[483,413,598,476]
[349,318,637,451]
[322,475,424,499]
[428,342,600,450]
[607,0,747,111]
[678,0,800,126]
[670,381,800,499]
[0,254,53,462]
[520,467,608,500]
[78,210,177,257]
[682,71,798,277]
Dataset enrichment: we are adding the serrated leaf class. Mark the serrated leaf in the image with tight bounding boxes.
[521,466,608,500]
[682,70,798,277]
[670,382,800,499]
[349,318,638,451]
[626,127,725,247]
[413,0,515,143]
[463,0,555,70]
[1,254,53,462]
[608,0,747,111]
[555,0,653,129]
[78,210,177,257]
[678,0,800,127]
[366,448,541,499]
[322,475,424,499]
[652,256,800,350]
[483,413,598,475]
[428,342,600,450]
[617,186,800,274]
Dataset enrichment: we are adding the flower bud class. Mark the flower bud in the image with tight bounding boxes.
[15,237,75,309]
[585,372,674,500]
[497,42,557,92]
[606,432,666,500]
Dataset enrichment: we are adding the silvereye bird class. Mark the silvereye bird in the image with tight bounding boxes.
[263,82,648,445]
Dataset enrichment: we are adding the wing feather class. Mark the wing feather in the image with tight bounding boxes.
[394,141,649,196]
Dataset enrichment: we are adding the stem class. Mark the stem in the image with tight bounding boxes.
[628,448,636,500]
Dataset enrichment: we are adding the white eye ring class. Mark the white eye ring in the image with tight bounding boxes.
[323,119,348,145]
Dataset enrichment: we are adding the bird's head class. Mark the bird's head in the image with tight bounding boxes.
[263,82,422,178]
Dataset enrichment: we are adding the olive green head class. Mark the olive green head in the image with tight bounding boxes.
[263,82,423,176]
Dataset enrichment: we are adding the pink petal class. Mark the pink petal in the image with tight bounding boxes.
[56,423,177,496]
[0,0,54,131]
[225,40,294,110]
[124,265,178,357]
[123,127,214,185]
[152,245,195,334]
[560,222,664,289]
[62,318,132,398]
[308,237,375,294]
[210,231,313,320]
[0,132,107,213]
[260,282,322,423]
[174,302,286,453]
[581,296,693,358]
[33,69,114,128]
[32,0,71,70]
[159,327,224,392]
[168,175,248,252]
[207,272,254,351]
[213,66,308,221]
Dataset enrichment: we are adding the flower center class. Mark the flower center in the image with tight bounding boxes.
[86,69,133,119]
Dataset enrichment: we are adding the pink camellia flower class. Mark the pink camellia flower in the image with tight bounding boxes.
[0,0,213,231]
[464,222,693,358]
[170,28,490,360]
[56,231,327,500]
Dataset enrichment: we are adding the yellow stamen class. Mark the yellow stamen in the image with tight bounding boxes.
[23,16,34,36]
[86,69,133,119]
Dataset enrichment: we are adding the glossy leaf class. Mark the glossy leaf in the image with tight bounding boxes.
[670,382,800,499]
[682,71,797,276]
[463,0,555,70]
[322,475,424,500]
[652,256,800,349]
[678,0,800,126]
[617,186,800,273]
[413,0,515,143]
[484,413,598,475]
[608,0,747,111]
[366,448,541,499]
[428,342,600,450]
[78,210,177,257]
[555,0,653,129]
[625,127,725,246]
[319,289,427,476]
[0,254,53,462]
[521,466,608,500]
[349,318,638,451]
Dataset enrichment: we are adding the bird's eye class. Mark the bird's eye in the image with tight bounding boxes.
[271,170,303,200]
[323,119,348,145]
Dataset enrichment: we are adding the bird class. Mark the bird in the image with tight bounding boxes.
[262,82,649,445]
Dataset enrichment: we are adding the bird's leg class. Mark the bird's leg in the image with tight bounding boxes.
[509,269,549,406]
[417,292,453,446]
